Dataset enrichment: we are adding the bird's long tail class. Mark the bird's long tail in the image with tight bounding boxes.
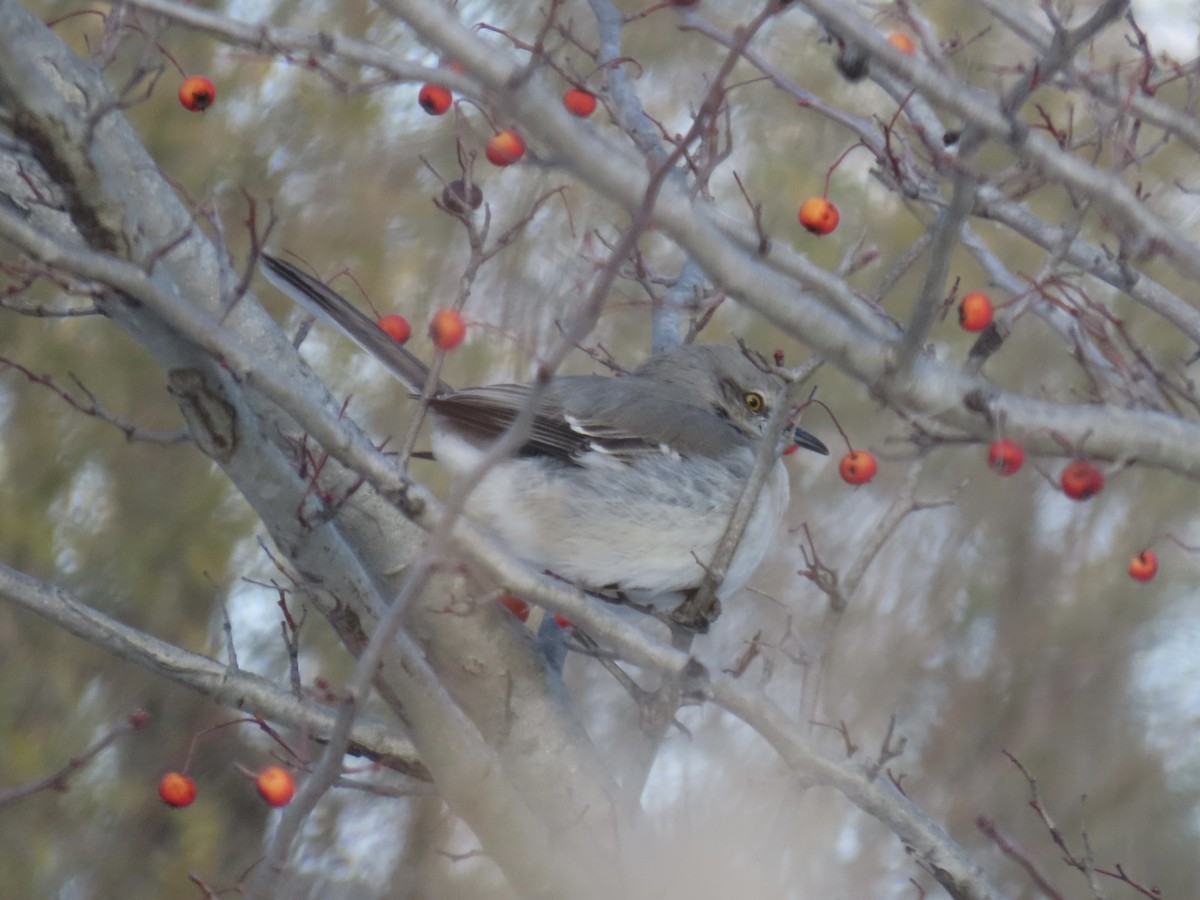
[260,254,448,395]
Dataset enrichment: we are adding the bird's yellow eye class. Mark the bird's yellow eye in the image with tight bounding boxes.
[744,391,765,413]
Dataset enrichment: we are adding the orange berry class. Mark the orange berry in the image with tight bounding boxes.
[255,765,296,808]
[562,88,597,117]
[1128,550,1158,582]
[798,197,839,235]
[1060,460,1104,500]
[418,83,452,115]
[498,594,531,622]
[838,450,877,485]
[888,32,917,55]
[429,308,466,350]
[378,314,411,344]
[178,76,215,112]
[958,291,994,332]
[986,439,1024,476]
[486,129,526,166]
[158,772,197,808]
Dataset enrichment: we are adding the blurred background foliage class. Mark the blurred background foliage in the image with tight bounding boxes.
[1,0,1198,897]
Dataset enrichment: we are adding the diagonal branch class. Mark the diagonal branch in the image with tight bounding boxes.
[0,560,424,773]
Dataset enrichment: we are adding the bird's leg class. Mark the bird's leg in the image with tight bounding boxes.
[669,589,720,633]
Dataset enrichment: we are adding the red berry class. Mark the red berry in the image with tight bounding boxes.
[562,88,597,117]
[378,314,411,344]
[429,308,466,350]
[178,76,215,112]
[958,291,994,332]
[498,594,531,623]
[1060,460,1104,500]
[255,766,296,808]
[486,130,526,166]
[888,32,916,55]
[158,772,197,808]
[986,439,1024,476]
[838,450,877,485]
[418,83,452,115]
[1128,550,1158,582]
[798,197,839,235]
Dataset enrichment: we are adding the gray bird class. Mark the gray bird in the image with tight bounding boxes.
[261,255,827,614]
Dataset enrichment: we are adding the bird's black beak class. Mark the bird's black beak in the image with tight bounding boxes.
[791,426,829,456]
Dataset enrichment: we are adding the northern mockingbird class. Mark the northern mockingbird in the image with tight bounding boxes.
[262,255,828,618]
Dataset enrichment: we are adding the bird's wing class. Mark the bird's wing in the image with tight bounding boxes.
[429,383,593,462]
[430,377,749,464]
